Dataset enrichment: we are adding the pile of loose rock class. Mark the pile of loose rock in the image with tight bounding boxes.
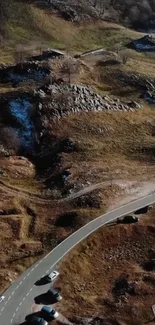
[36,83,141,122]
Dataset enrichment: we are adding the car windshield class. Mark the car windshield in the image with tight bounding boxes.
[50,272,56,277]
[51,309,55,315]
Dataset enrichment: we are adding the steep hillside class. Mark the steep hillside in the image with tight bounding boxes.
[0,0,143,64]
[46,0,155,28]
[56,207,155,325]
[2,3,155,321]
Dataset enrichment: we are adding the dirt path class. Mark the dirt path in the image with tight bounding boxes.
[0,180,53,204]
[1,179,155,208]
[64,179,138,201]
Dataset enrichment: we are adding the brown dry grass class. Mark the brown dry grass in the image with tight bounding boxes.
[0,155,109,291]
[1,10,155,302]
[1,3,142,64]
[55,207,155,325]
[81,50,155,98]
[1,94,155,291]
[51,108,155,185]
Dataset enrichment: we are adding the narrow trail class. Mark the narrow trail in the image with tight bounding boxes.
[0,179,133,204]
[0,180,53,204]
[63,179,137,201]
[1,178,155,207]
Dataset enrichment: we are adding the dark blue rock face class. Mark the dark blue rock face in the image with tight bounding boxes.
[9,98,36,153]
[143,92,155,104]
[129,35,155,52]
[0,63,50,86]
[8,68,48,83]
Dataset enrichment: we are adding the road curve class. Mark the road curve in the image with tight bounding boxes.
[1,193,155,325]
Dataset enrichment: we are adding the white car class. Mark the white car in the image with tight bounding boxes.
[46,271,59,283]
[0,295,5,303]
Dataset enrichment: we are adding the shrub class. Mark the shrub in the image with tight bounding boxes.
[0,125,20,155]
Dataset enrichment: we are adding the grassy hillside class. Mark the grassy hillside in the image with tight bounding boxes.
[2,1,155,302]
[0,1,142,64]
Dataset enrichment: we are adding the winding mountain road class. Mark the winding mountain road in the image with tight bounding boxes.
[1,193,155,325]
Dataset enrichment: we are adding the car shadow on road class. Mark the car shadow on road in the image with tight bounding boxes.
[34,276,49,286]
[25,311,42,323]
[34,293,55,305]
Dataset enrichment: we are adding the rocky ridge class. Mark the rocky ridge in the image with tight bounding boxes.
[129,35,155,52]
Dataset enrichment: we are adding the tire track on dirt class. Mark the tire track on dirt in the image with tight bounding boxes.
[0,180,52,204]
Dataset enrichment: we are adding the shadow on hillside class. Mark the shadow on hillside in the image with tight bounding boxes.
[97,59,121,67]
[14,0,52,10]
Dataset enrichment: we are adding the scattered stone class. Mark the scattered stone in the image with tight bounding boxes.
[38,83,140,122]
[0,145,10,156]
[71,316,120,325]
[38,89,46,98]
[73,192,101,209]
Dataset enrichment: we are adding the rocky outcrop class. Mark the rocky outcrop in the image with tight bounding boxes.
[144,90,155,104]
[37,83,141,123]
[0,145,10,156]
[117,72,155,104]
[118,72,155,90]
[129,35,155,52]
[46,0,100,22]
[0,61,50,87]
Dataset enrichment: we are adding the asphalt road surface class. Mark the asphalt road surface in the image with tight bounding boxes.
[1,193,155,325]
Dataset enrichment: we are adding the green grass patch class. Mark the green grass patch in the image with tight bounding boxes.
[0,1,144,64]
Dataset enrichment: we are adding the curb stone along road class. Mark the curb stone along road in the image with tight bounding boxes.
[1,193,155,325]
